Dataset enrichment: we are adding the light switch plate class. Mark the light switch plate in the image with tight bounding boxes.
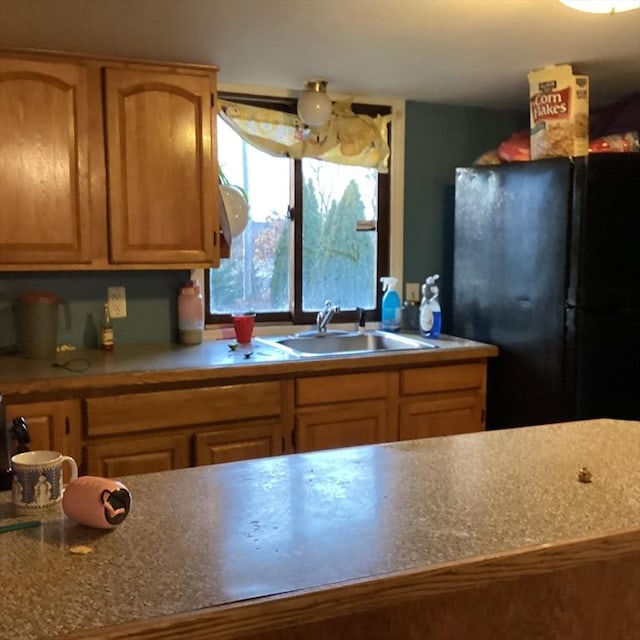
[406,282,420,302]
[107,286,127,318]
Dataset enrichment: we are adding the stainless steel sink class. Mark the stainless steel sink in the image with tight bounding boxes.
[257,330,437,357]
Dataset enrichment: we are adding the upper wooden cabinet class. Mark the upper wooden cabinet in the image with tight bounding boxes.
[104,68,216,264]
[0,58,92,265]
[0,50,219,270]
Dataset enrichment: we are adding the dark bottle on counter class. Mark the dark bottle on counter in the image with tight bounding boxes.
[100,303,114,351]
[1,397,31,492]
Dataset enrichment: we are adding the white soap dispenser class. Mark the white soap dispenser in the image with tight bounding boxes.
[419,274,441,338]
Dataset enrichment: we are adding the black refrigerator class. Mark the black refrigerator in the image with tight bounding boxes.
[451,153,640,429]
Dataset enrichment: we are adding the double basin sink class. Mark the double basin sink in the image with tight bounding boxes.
[257,330,437,358]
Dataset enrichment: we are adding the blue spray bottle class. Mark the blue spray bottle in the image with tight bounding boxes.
[419,274,441,338]
[380,276,401,332]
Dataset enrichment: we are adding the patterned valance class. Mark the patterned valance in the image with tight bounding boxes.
[218,98,391,173]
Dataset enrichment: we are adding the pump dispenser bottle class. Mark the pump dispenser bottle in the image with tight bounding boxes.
[380,277,401,332]
[419,274,441,338]
[178,279,204,345]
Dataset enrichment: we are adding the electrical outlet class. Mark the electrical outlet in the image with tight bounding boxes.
[107,286,127,318]
[406,282,420,302]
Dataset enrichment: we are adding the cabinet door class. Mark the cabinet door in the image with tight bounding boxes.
[398,363,487,439]
[104,67,217,265]
[296,400,389,453]
[399,393,484,440]
[86,434,190,477]
[5,399,82,478]
[0,57,91,265]
[194,422,283,466]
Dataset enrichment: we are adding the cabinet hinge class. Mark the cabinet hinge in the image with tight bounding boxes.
[211,94,215,108]
[291,429,296,450]
[65,417,71,435]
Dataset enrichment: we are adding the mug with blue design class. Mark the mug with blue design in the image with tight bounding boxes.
[12,450,78,514]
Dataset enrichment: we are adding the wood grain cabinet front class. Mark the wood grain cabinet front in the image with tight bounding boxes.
[294,371,396,453]
[103,67,217,266]
[0,50,220,270]
[398,363,487,440]
[83,381,288,476]
[194,421,284,466]
[86,434,190,477]
[0,57,92,266]
[295,400,390,453]
[4,399,82,477]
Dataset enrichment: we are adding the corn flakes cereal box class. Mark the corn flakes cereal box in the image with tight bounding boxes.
[528,64,589,160]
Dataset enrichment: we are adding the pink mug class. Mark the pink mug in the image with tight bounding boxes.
[62,476,131,529]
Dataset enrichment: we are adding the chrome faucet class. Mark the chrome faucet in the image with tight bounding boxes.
[316,300,340,333]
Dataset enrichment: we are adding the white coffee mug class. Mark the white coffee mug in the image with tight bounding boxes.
[12,450,78,513]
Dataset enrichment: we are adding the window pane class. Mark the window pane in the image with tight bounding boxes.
[302,159,378,312]
[209,118,291,314]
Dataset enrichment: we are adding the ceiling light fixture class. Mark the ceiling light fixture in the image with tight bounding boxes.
[297,80,332,127]
[559,0,640,13]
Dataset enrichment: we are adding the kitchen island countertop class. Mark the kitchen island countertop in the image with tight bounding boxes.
[1,418,638,640]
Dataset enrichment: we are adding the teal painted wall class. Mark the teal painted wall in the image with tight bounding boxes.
[0,271,189,352]
[0,102,526,352]
[403,101,527,329]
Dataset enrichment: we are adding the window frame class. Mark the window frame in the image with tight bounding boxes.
[206,93,391,327]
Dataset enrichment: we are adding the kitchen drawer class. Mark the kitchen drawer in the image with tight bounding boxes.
[85,381,283,437]
[296,371,391,406]
[400,363,485,396]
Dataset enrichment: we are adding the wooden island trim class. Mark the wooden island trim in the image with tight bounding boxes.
[62,528,640,640]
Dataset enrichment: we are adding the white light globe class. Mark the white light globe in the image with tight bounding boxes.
[297,81,332,127]
[559,0,640,12]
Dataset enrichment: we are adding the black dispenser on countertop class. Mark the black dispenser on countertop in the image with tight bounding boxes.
[0,395,31,491]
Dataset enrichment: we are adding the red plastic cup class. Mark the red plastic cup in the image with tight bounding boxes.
[232,312,255,345]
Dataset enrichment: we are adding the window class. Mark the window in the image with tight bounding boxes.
[206,96,390,327]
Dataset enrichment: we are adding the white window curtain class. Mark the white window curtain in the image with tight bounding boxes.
[218,98,392,173]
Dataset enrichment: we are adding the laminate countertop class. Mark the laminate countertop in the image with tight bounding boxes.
[0,419,638,640]
[0,333,498,398]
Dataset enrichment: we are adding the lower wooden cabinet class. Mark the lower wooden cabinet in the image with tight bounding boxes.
[398,363,486,440]
[295,400,389,452]
[86,434,190,477]
[294,371,395,452]
[399,395,484,439]
[7,357,489,478]
[4,399,82,478]
[82,380,289,476]
[194,421,284,466]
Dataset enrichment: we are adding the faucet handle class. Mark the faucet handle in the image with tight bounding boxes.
[356,307,366,328]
